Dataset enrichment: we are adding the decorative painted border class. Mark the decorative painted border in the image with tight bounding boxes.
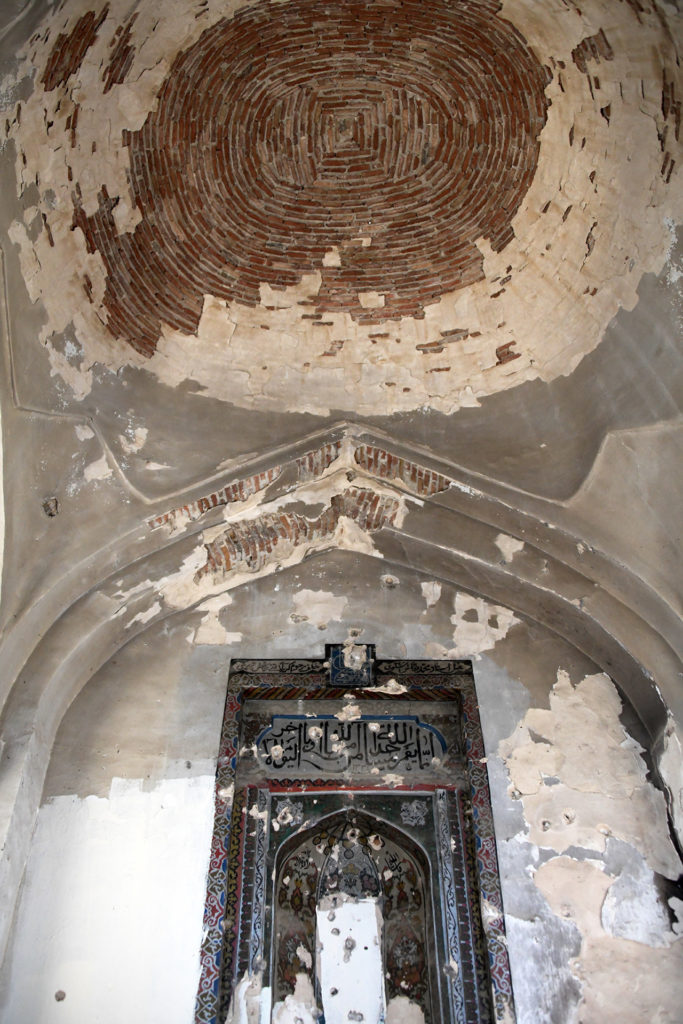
[195,654,515,1024]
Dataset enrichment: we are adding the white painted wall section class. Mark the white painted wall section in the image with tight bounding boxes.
[317,897,385,1024]
[0,776,215,1024]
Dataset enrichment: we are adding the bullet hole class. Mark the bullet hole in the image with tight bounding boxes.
[55,990,66,1001]
[42,496,59,517]
[348,1013,364,1021]
[562,808,576,824]
[343,936,356,962]
[185,760,192,769]
[541,819,552,831]
[330,988,338,996]
[346,470,356,481]
[332,928,340,935]
[380,573,400,589]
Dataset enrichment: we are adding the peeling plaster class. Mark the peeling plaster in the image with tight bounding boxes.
[495,533,525,564]
[271,973,318,1024]
[657,715,683,848]
[119,425,148,455]
[291,588,348,629]
[601,848,675,948]
[499,670,682,878]
[448,593,519,657]
[536,857,683,1024]
[73,423,94,442]
[1,0,680,413]
[188,592,241,646]
[82,452,112,482]
[420,580,442,608]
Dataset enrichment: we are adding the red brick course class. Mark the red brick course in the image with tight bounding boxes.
[195,486,399,580]
[354,444,451,495]
[42,7,109,92]
[67,0,549,356]
[147,465,282,530]
[103,14,137,93]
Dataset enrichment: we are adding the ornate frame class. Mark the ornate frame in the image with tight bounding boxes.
[195,649,514,1024]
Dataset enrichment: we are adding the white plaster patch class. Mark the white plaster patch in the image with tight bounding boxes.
[125,599,161,629]
[189,592,241,646]
[369,678,408,696]
[83,453,112,482]
[386,996,426,1024]
[316,897,384,1024]
[449,593,519,656]
[536,857,683,1023]
[601,854,675,948]
[334,703,362,722]
[494,533,525,563]
[500,671,682,878]
[291,589,348,629]
[119,426,148,455]
[1,776,215,1024]
[74,424,94,442]
[420,580,442,608]
[225,971,264,1024]
[271,973,319,1024]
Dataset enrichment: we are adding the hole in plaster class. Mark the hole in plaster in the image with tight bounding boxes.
[380,574,400,589]
[42,496,59,517]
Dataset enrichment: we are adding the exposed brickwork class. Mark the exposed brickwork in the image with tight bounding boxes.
[659,70,680,184]
[571,29,614,76]
[295,441,343,481]
[354,445,451,496]
[41,7,109,92]
[147,466,282,530]
[495,341,521,365]
[196,487,399,580]
[103,14,137,93]
[70,0,548,356]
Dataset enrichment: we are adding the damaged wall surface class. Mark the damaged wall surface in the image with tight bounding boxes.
[0,0,681,1022]
[1,576,682,1024]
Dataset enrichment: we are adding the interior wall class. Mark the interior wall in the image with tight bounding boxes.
[0,1,680,1021]
[0,554,681,1024]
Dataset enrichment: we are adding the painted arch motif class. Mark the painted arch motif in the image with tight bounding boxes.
[196,651,513,1024]
[272,809,437,1019]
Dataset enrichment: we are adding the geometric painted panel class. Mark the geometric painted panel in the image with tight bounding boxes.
[195,646,515,1023]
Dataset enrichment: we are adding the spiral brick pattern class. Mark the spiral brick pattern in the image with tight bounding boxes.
[72,0,549,356]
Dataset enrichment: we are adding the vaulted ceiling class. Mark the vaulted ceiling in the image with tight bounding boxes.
[0,0,681,965]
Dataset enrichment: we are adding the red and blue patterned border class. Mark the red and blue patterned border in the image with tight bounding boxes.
[195,655,515,1024]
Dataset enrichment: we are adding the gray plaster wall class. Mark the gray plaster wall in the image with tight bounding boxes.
[0,1,681,1021]
[1,557,681,1024]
